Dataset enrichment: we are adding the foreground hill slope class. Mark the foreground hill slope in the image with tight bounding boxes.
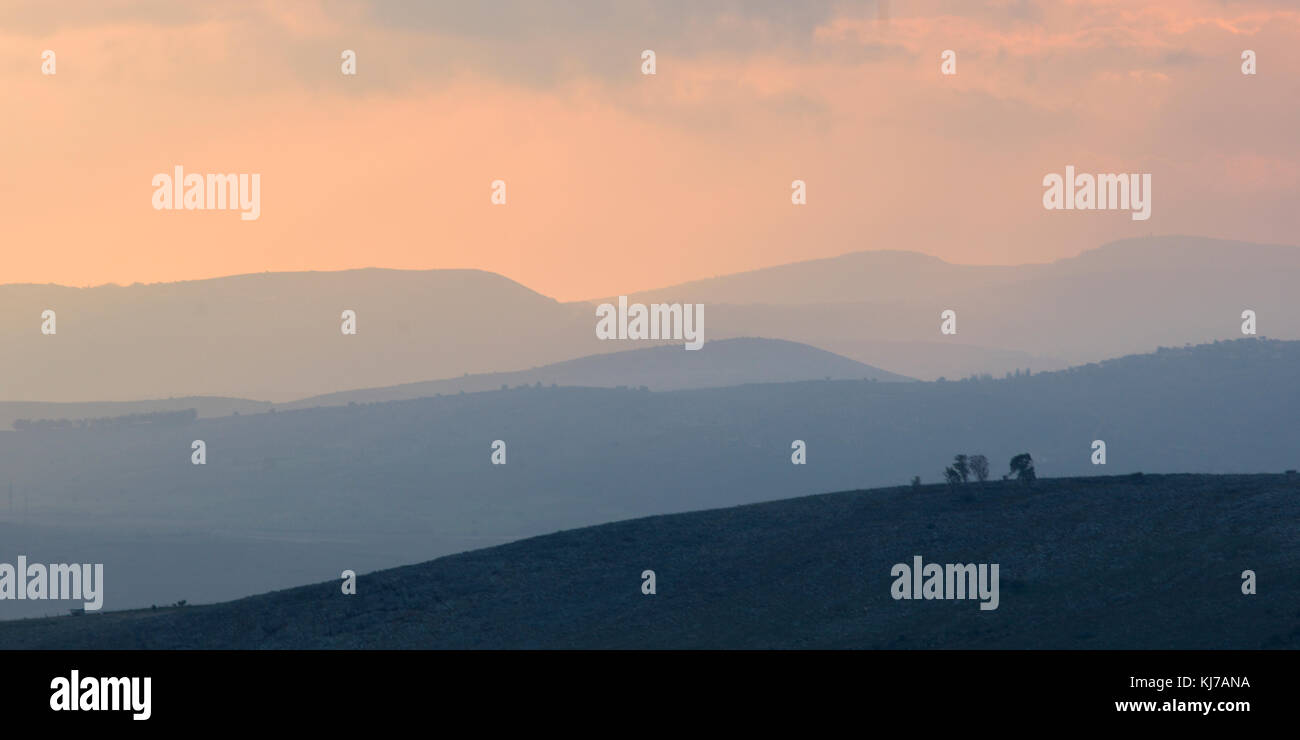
[4,473,1296,649]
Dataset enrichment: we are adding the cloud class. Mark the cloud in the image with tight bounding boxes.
[2,0,1298,299]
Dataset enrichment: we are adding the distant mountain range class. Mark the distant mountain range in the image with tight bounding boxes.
[0,338,908,428]
[3,472,1295,648]
[0,397,273,432]
[2,236,1296,401]
[0,268,594,402]
[278,337,912,409]
[596,236,1300,379]
[0,337,1296,619]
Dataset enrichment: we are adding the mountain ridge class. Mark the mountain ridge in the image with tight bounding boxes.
[3,235,1296,398]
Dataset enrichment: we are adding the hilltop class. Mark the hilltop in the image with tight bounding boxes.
[280,337,911,409]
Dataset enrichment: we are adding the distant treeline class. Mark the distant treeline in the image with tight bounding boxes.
[12,408,197,431]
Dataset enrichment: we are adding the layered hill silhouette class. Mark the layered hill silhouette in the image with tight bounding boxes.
[2,473,1295,649]
[0,338,906,428]
[0,268,595,403]
[0,396,272,433]
[3,236,1296,401]
[596,235,1300,379]
[280,337,911,409]
[0,338,1296,618]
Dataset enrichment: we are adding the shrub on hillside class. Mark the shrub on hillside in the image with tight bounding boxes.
[1009,453,1036,484]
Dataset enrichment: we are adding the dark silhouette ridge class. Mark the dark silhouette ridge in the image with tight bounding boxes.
[1,473,1294,649]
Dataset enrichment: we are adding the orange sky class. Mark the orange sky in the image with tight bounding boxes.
[3,0,1298,301]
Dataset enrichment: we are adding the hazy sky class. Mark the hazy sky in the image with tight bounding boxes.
[3,0,1298,300]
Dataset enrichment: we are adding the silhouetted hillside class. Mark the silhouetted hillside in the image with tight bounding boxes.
[4,237,1297,399]
[600,236,1300,379]
[0,396,270,432]
[2,473,1294,649]
[281,337,911,409]
[0,338,1295,618]
[0,268,597,402]
[0,339,904,427]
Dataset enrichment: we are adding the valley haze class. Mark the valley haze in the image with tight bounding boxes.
[1,236,1296,640]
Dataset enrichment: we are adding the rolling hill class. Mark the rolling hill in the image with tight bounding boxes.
[0,338,907,428]
[593,235,1300,379]
[0,396,272,433]
[3,236,1297,400]
[280,337,911,409]
[0,268,597,403]
[0,338,1295,619]
[2,473,1295,649]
